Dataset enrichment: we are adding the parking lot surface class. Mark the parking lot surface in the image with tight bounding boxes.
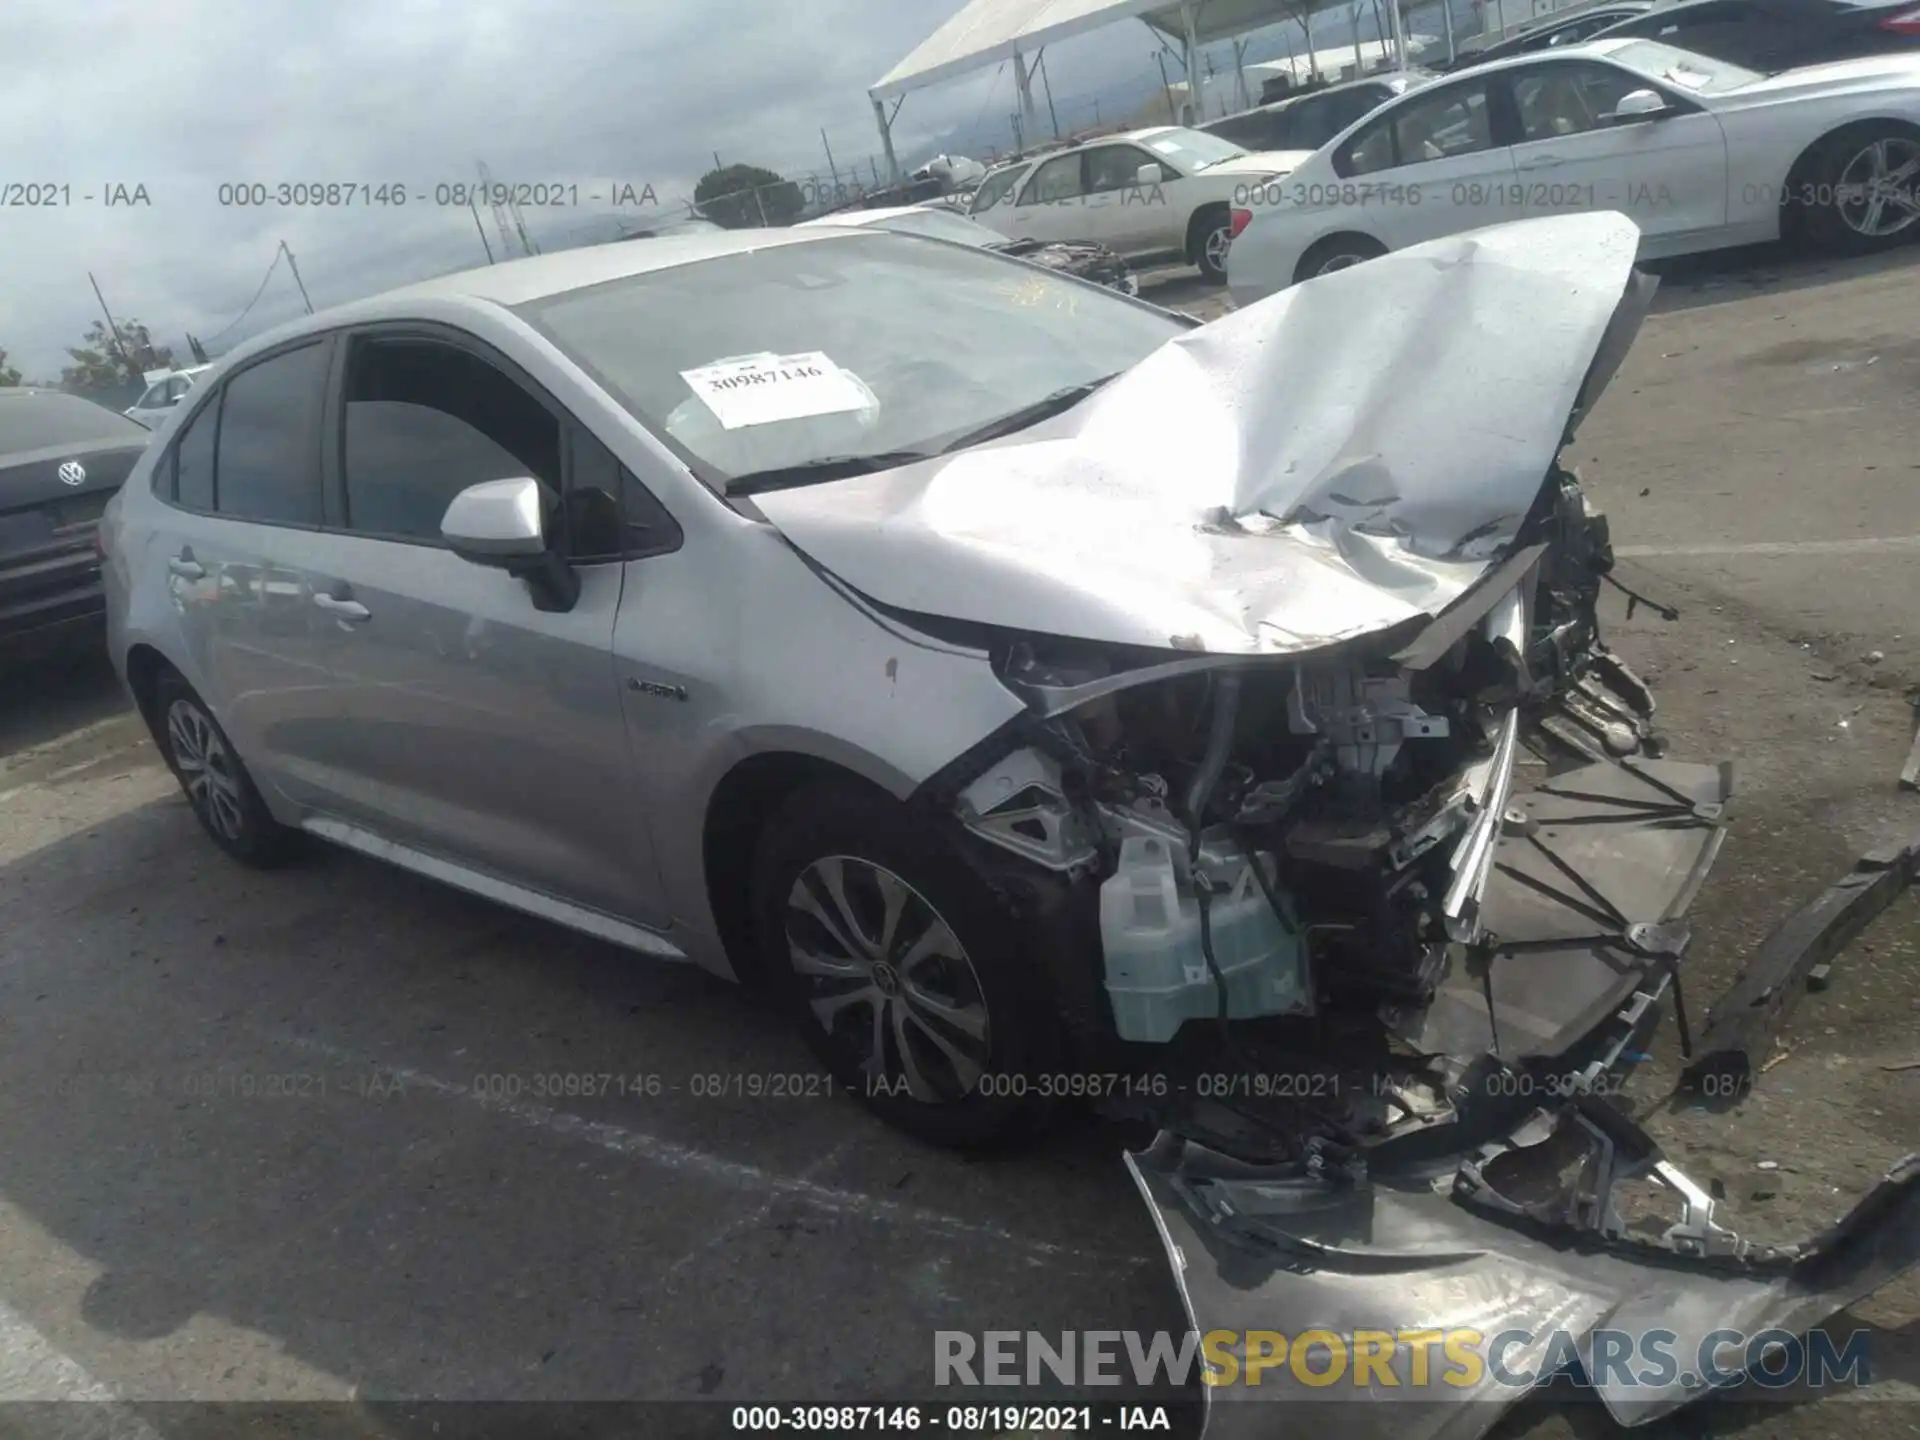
[1,241,1917,1439]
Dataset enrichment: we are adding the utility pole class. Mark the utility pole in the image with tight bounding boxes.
[87,272,137,380]
[1037,50,1061,138]
[822,129,841,196]
[476,160,520,259]
[469,197,496,263]
[280,241,314,314]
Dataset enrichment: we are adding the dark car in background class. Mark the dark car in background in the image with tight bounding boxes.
[1440,0,1656,67]
[1200,71,1435,152]
[1,389,153,664]
[1591,0,1920,70]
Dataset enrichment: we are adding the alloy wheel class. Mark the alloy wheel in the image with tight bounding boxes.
[784,856,991,1103]
[1203,225,1233,272]
[1315,251,1368,276]
[1835,136,1920,238]
[166,699,246,841]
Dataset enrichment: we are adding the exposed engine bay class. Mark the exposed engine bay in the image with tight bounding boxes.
[944,460,1707,1161]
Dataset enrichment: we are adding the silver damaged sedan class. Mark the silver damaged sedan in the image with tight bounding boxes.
[102,214,1920,1438]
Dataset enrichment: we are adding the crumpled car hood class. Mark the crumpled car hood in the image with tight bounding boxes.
[754,211,1645,655]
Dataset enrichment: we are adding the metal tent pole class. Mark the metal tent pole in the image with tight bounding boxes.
[870,94,901,186]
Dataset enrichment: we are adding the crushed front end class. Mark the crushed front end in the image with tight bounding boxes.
[757,213,1920,1436]
[908,293,1917,1439]
[935,462,1919,1437]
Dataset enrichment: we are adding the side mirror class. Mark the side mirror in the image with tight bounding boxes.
[1134,162,1164,186]
[1605,88,1673,123]
[440,476,580,612]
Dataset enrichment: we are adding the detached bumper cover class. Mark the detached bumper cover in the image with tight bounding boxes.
[1129,1133,1920,1440]
[1127,752,1920,1439]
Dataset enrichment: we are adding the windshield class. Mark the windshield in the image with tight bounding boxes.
[1607,39,1762,91]
[0,391,149,455]
[516,231,1182,490]
[1137,127,1250,170]
[865,209,1000,247]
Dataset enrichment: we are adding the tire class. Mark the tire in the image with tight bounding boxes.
[1191,206,1235,285]
[1295,233,1388,284]
[1787,124,1920,256]
[153,669,302,868]
[750,781,1060,1148]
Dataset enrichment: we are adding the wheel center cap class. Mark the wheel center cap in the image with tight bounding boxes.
[871,961,901,997]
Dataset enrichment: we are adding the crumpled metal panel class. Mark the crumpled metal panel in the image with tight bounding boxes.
[755,212,1643,655]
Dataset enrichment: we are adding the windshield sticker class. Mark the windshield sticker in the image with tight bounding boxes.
[680,351,871,430]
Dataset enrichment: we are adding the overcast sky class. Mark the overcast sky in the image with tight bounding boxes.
[0,0,1186,380]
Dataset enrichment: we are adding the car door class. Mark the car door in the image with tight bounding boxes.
[146,339,341,810]
[1497,58,1729,248]
[1008,151,1093,245]
[293,327,668,925]
[1079,142,1175,253]
[1334,75,1524,248]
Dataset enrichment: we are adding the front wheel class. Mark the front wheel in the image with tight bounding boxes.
[1791,126,1920,254]
[750,782,1060,1148]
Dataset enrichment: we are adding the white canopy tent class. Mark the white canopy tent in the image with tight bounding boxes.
[869,0,1410,182]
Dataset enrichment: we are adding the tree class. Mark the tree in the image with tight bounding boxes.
[0,349,21,387]
[60,318,173,389]
[694,164,803,229]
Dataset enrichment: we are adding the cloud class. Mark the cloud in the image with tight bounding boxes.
[0,0,1030,376]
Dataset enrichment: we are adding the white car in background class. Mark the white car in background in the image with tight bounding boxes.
[1226,38,1920,300]
[967,126,1315,283]
[124,365,212,430]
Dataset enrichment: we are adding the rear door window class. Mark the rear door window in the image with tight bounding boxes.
[211,342,328,525]
[1019,153,1085,204]
[1339,79,1495,174]
[172,401,217,510]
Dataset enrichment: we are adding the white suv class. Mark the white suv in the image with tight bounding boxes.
[966,126,1313,283]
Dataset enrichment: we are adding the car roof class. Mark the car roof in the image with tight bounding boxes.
[1420,32,1740,77]
[1212,69,1435,120]
[1503,0,1654,35]
[795,204,939,228]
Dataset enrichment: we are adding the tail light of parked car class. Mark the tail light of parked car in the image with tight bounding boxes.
[1230,209,1253,238]
[1879,5,1920,32]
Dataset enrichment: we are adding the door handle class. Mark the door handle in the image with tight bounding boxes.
[313,593,371,622]
[167,553,204,580]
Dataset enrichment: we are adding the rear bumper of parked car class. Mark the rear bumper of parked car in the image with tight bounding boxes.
[0,535,107,662]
